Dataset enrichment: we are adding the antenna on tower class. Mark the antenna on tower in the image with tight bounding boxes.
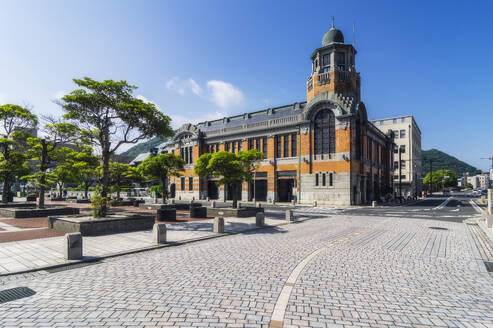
[331,16,335,28]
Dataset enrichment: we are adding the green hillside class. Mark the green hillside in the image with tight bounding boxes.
[422,149,479,178]
[120,137,168,158]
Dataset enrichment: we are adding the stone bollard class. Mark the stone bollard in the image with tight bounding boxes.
[256,202,262,208]
[170,199,175,204]
[214,217,224,233]
[64,233,82,260]
[313,201,317,207]
[236,202,241,209]
[152,223,167,244]
[487,215,493,229]
[256,212,265,227]
[211,200,216,208]
[291,199,295,205]
[372,201,377,207]
[206,197,210,201]
[285,209,293,222]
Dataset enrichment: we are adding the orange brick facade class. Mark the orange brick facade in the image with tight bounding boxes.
[149,24,394,205]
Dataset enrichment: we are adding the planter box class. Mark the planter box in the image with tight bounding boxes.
[110,200,134,207]
[0,206,80,218]
[66,198,91,204]
[26,196,37,202]
[190,206,207,218]
[139,203,169,210]
[0,202,36,208]
[157,206,176,221]
[49,213,155,236]
[206,207,264,218]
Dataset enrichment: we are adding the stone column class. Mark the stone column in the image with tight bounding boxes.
[256,212,265,227]
[214,217,224,233]
[285,210,293,222]
[152,223,167,244]
[64,233,82,260]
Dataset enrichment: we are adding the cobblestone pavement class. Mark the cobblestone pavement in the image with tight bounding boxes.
[0,213,492,327]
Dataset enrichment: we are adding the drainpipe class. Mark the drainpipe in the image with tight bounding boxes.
[298,125,302,203]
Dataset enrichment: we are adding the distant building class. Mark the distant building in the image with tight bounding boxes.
[478,173,490,190]
[371,115,422,198]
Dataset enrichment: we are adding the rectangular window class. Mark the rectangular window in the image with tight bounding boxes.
[400,145,406,153]
[181,177,185,191]
[189,177,193,191]
[315,173,319,186]
[393,145,398,154]
[249,138,254,150]
[393,119,397,124]
[400,130,406,138]
[291,133,297,157]
[393,130,399,139]
[232,141,236,153]
[322,173,326,187]
[394,175,399,180]
[380,120,384,125]
[276,135,282,158]
[401,118,406,122]
[262,137,267,156]
[336,52,345,70]
[329,173,333,186]
[256,138,261,151]
[225,142,230,152]
[322,54,330,66]
[400,160,406,169]
[394,161,398,169]
[283,135,289,157]
[189,146,193,163]
[401,175,406,179]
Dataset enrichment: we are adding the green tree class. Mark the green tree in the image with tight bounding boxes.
[69,147,100,199]
[23,119,81,208]
[423,169,457,192]
[50,148,79,198]
[0,104,38,202]
[138,153,185,203]
[194,150,265,207]
[465,183,473,189]
[106,162,141,201]
[60,77,174,216]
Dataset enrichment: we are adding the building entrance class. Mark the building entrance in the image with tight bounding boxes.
[170,183,176,199]
[207,181,219,200]
[226,183,242,201]
[277,179,295,202]
[249,180,267,202]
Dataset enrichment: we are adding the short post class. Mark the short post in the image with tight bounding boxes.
[256,202,262,208]
[291,199,295,205]
[211,200,216,208]
[170,199,175,204]
[488,189,492,215]
[313,201,317,207]
[487,215,493,229]
[214,217,224,233]
[372,201,377,207]
[236,202,241,209]
[152,223,167,244]
[256,212,265,227]
[64,233,82,260]
[206,197,210,201]
[285,209,293,222]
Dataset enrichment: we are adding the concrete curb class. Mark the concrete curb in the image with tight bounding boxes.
[0,217,310,277]
[463,222,489,273]
[478,220,493,244]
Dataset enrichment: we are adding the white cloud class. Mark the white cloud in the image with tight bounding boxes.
[166,77,202,96]
[206,80,244,109]
[136,95,162,110]
[53,90,66,100]
[169,111,228,129]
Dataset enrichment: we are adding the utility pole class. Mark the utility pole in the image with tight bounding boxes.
[399,146,402,201]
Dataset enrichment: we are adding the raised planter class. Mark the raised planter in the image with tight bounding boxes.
[66,198,91,204]
[157,205,176,221]
[133,199,145,207]
[174,202,202,210]
[0,206,80,218]
[190,205,207,218]
[49,213,155,236]
[0,202,36,208]
[206,207,264,218]
[139,203,169,210]
[26,196,37,202]
[110,200,134,207]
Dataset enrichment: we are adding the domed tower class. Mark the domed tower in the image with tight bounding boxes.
[307,19,361,109]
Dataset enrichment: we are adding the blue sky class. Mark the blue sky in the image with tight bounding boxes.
[0,0,492,170]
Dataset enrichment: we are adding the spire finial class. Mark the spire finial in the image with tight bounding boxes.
[331,16,335,28]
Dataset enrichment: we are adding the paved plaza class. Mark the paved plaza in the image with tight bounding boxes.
[0,196,492,327]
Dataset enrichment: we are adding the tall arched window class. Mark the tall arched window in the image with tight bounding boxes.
[314,109,335,154]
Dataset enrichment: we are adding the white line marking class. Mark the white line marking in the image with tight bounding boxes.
[433,197,453,210]
[469,200,483,214]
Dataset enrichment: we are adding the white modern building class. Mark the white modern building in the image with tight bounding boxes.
[372,115,422,198]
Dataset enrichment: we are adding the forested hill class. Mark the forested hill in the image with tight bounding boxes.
[120,137,168,158]
[422,149,479,177]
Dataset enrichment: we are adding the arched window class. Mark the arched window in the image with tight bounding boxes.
[314,109,335,154]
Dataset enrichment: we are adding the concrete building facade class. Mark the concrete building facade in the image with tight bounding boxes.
[371,115,422,199]
[141,23,395,205]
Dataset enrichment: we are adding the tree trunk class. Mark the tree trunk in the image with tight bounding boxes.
[100,134,110,216]
[84,181,89,199]
[2,146,9,203]
[38,141,47,209]
[58,183,63,198]
[161,176,167,204]
[232,183,238,208]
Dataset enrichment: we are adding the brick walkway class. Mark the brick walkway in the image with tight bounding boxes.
[0,213,492,327]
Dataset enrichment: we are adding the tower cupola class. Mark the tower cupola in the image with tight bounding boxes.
[322,18,344,46]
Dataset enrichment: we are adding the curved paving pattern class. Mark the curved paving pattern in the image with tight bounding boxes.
[0,212,492,327]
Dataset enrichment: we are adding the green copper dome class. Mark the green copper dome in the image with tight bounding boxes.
[322,27,344,46]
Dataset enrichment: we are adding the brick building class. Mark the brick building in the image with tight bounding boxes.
[148,22,395,205]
